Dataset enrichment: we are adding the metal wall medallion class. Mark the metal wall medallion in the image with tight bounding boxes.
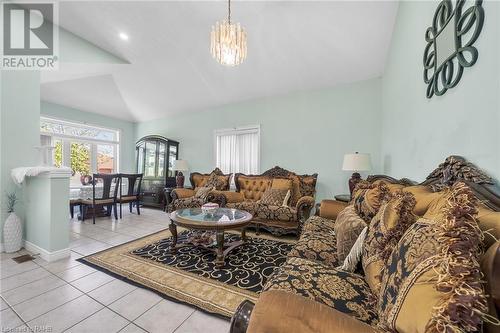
[423,0,484,98]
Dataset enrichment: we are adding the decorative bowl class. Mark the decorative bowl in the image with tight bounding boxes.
[201,203,219,216]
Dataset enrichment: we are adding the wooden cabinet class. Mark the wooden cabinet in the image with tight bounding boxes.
[136,135,179,208]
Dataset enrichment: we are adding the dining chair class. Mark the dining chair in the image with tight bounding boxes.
[81,173,121,224]
[69,199,81,219]
[117,173,143,218]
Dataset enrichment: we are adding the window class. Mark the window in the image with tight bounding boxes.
[215,125,260,175]
[40,117,120,187]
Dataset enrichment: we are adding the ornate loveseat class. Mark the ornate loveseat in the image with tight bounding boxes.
[167,168,231,212]
[230,156,500,333]
[212,166,318,236]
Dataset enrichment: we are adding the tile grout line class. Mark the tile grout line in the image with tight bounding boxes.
[2,276,70,308]
[3,210,171,332]
[171,309,197,333]
[129,298,163,322]
[1,294,35,332]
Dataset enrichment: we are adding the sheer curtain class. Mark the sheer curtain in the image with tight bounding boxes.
[215,126,260,176]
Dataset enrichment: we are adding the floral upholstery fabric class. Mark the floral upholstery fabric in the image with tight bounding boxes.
[288,216,338,266]
[194,186,213,200]
[259,188,288,206]
[351,181,389,223]
[226,201,260,216]
[264,257,378,326]
[256,204,297,222]
[378,184,486,333]
[205,172,228,191]
[362,191,416,294]
[334,206,367,264]
[302,215,335,233]
[171,197,205,211]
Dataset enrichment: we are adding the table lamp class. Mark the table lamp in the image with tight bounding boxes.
[342,152,372,196]
[172,160,189,188]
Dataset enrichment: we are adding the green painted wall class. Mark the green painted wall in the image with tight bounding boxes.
[41,101,137,173]
[136,78,383,201]
[24,176,70,252]
[381,1,500,181]
[0,71,41,246]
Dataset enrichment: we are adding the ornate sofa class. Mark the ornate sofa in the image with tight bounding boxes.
[167,168,231,212]
[230,156,500,333]
[212,166,318,236]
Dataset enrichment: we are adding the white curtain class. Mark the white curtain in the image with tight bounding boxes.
[216,128,259,176]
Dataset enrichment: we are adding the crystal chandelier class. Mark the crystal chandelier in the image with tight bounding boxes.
[210,0,247,66]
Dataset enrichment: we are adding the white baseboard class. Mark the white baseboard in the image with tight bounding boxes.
[23,241,70,262]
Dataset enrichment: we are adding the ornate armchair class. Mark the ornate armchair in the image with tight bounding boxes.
[166,168,231,212]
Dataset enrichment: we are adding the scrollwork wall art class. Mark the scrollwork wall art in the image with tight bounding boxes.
[423,0,484,98]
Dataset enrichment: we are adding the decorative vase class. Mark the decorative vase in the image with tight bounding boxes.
[3,212,23,253]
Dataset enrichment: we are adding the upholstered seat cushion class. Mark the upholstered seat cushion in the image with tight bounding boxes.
[117,195,138,202]
[255,204,297,222]
[226,201,260,216]
[302,215,336,233]
[81,198,115,205]
[264,257,378,326]
[171,197,204,210]
[288,216,338,266]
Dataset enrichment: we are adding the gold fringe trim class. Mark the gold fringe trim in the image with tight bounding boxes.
[425,182,489,333]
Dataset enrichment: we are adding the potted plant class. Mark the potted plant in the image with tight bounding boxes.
[3,192,22,253]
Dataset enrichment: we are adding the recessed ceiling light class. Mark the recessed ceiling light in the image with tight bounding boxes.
[119,32,129,41]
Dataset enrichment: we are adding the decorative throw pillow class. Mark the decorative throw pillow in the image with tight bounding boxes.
[205,172,227,190]
[271,178,293,191]
[351,181,390,222]
[334,205,367,264]
[194,186,213,200]
[259,188,288,206]
[361,191,417,294]
[378,182,487,333]
[271,178,293,206]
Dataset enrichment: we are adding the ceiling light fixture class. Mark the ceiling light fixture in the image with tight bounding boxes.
[210,0,247,66]
[119,32,129,41]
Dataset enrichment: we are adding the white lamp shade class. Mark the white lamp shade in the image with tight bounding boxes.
[342,153,372,172]
[172,160,189,171]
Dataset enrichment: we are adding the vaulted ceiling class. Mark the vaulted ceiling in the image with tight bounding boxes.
[41,1,399,122]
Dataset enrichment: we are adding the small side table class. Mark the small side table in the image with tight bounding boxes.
[334,194,351,203]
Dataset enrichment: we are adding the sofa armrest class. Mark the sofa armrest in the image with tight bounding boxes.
[296,196,315,223]
[241,290,377,333]
[318,199,348,220]
[171,188,195,201]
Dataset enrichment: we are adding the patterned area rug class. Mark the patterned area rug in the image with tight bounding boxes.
[78,229,294,318]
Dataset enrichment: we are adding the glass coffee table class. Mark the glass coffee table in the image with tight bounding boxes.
[169,208,253,268]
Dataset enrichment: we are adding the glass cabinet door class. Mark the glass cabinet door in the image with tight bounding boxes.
[157,142,166,178]
[137,142,145,174]
[167,143,178,177]
[144,141,157,178]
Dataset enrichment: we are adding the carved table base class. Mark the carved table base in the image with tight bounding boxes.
[169,223,247,269]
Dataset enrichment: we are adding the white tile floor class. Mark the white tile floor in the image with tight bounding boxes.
[0,208,230,333]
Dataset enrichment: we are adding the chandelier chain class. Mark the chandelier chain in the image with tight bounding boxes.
[228,0,231,24]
